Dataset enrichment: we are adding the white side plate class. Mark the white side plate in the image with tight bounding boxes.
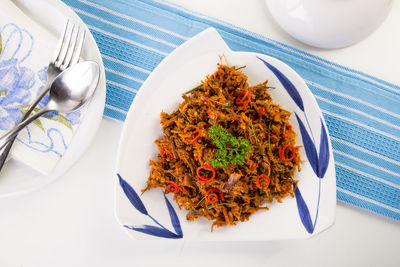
[0,0,106,197]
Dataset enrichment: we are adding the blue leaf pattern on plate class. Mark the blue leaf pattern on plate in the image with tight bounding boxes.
[124,224,182,239]
[295,113,319,176]
[318,119,330,178]
[257,56,304,111]
[257,56,331,234]
[294,185,314,234]
[118,173,183,239]
[163,194,183,236]
[118,173,148,215]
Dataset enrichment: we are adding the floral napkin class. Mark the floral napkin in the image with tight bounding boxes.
[0,1,84,174]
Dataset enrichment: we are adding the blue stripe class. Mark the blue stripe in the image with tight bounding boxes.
[73,11,176,54]
[102,58,149,82]
[331,139,400,177]
[336,166,400,209]
[318,99,400,137]
[105,70,142,91]
[334,152,400,187]
[309,83,400,126]
[104,107,127,121]
[92,0,197,38]
[91,29,165,72]
[324,114,400,162]
[337,191,400,221]
[106,84,137,112]
[63,0,186,45]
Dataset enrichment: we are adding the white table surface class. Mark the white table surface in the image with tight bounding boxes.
[0,0,399,266]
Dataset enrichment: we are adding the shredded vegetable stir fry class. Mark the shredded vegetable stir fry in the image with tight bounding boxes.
[143,62,301,231]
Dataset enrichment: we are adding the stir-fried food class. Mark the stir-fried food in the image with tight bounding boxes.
[143,62,301,231]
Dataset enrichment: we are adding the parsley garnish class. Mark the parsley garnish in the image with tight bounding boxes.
[208,125,251,167]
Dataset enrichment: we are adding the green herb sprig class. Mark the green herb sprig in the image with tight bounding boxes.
[208,125,251,168]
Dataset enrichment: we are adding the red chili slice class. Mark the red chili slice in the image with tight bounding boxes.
[256,174,270,192]
[166,181,182,193]
[279,144,295,161]
[197,166,215,182]
[282,125,293,138]
[235,91,251,109]
[205,188,224,203]
[206,193,218,204]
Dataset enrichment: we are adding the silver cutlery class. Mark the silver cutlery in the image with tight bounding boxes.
[0,20,85,171]
[0,61,100,150]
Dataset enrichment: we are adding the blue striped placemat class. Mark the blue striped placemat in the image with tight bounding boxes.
[62,0,400,221]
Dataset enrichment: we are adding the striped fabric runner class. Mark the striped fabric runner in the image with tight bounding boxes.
[62,0,400,220]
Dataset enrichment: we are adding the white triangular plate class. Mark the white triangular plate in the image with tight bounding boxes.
[115,28,336,241]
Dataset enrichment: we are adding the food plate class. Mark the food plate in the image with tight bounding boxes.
[0,0,106,197]
[115,28,336,241]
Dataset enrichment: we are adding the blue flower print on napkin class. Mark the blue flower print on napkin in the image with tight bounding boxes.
[0,57,34,130]
[0,23,35,131]
[0,23,83,159]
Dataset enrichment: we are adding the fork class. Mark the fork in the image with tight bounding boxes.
[0,20,85,172]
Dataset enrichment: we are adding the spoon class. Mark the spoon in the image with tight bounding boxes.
[0,61,99,150]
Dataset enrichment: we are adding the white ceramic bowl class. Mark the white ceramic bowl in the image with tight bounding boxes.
[115,28,336,241]
[266,0,393,48]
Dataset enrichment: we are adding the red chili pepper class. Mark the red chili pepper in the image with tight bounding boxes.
[279,144,295,161]
[184,125,203,145]
[282,125,292,138]
[206,192,218,204]
[256,174,270,192]
[235,91,251,109]
[205,188,224,204]
[197,166,216,182]
[166,180,183,193]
